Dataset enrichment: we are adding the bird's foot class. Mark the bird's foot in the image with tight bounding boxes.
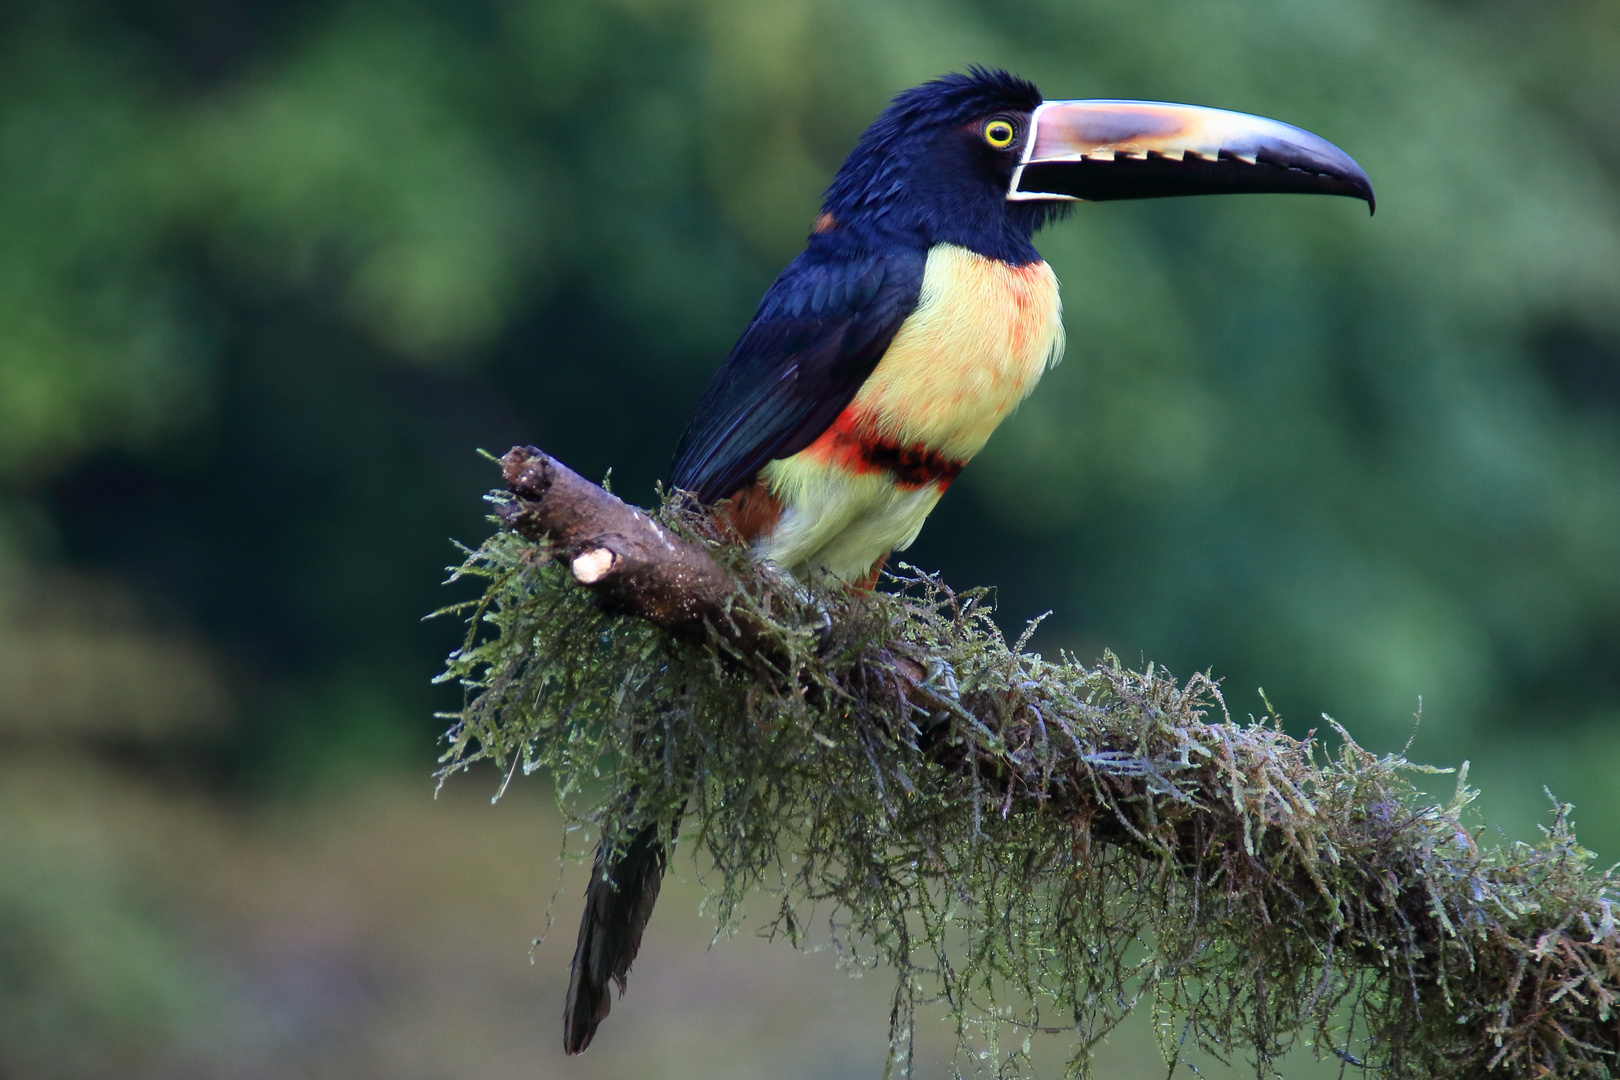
[907,655,963,737]
[923,656,960,701]
[809,595,834,653]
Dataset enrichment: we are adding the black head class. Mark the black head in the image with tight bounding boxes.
[820,68,1060,264]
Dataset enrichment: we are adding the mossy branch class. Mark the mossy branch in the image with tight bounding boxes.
[437,446,1620,1079]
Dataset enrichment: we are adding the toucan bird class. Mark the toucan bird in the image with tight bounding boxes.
[563,67,1373,1054]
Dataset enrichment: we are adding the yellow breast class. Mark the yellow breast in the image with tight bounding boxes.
[849,243,1064,462]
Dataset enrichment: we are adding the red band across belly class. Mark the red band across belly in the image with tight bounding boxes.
[860,440,964,487]
[803,409,965,490]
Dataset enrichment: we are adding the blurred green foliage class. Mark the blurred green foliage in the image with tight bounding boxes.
[2,0,1618,1074]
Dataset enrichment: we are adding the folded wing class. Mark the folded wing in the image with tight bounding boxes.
[669,242,927,504]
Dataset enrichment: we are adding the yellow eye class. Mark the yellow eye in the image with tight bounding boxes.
[983,119,1016,148]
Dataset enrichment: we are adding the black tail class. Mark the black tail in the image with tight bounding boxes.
[562,818,671,1054]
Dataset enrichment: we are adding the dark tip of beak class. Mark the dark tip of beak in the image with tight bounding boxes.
[1248,139,1375,214]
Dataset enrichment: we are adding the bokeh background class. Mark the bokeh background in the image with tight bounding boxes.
[3,0,1618,1076]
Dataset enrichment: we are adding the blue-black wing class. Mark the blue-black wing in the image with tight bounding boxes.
[669,241,926,505]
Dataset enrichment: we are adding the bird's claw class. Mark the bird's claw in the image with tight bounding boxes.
[811,598,835,653]
[923,656,960,700]
[908,656,962,733]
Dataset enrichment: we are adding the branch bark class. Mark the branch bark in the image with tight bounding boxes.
[498,445,742,640]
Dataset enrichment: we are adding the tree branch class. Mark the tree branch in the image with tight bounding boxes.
[497,446,739,639]
[441,445,1620,1080]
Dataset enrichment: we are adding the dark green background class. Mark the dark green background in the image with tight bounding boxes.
[3,0,1617,1075]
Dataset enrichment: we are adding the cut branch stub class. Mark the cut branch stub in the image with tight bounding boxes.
[497,445,743,642]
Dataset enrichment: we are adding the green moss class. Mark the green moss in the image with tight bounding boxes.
[437,505,1620,1079]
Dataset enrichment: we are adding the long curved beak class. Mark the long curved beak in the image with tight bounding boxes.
[1010,100,1374,213]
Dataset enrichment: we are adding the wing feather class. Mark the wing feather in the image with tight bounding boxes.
[669,242,926,504]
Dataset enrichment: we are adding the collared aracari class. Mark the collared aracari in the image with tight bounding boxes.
[563,67,1372,1054]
